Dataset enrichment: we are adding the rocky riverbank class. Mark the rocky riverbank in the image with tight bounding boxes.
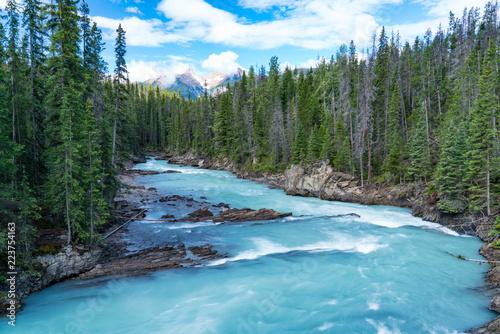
[158,150,500,333]
[1,155,294,317]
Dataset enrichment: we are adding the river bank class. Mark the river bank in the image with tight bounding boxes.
[0,156,292,317]
[159,150,500,333]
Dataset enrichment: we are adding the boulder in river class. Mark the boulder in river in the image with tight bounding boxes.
[491,295,500,313]
[188,244,219,259]
[178,207,292,223]
[215,208,292,223]
[189,207,214,218]
[129,154,146,163]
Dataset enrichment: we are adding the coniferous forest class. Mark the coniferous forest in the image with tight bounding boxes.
[1,0,500,277]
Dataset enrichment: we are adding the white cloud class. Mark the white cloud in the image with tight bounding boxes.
[202,51,241,75]
[300,58,319,68]
[238,0,298,10]
[128,59,192,85]
[282,61,296,70]
[415,0,491,18]
[125,6,144,15]
[98,0,492,51]
[155,0,404,50]
[92,16,187,47]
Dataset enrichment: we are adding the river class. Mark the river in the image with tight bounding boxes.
[2,158,496,333]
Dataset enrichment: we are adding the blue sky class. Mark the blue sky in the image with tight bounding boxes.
[1,0,494,83]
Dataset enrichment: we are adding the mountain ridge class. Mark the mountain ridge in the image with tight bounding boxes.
[143,67,246,98]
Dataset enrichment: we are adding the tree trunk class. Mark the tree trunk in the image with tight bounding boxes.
[487,152,491,216]
[112,87,119,166]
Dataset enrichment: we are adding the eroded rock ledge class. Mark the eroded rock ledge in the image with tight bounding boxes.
[1,246,101,316]
[176,207,292,223]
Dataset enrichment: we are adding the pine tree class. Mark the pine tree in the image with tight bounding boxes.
[307,126,321,162]
[5,0,22,190]
[382,81,404,181]
[436,123,468,213]
[23,0,46,188]
[112,23,127,166]
[407,104,431,182]
[44,0,86,244]
[0,22,16,198]
[80,100,108,246]
[465,42,498,215]
[214,91,233,156]
[292,122,307,164]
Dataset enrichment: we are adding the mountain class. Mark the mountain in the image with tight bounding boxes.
[143,67,246,99]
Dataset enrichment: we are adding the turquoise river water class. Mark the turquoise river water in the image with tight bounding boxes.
[2,158,497,333]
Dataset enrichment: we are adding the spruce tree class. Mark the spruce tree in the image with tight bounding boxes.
[407,105,431,182]
[465,42,498,215]
[214,91,233,156]
[112,23,127,166]
[382,81,404,181]
[307,126,321,162]
[23,0,46,188]
[44,0,86,244]
[436,123,468,213]
[80,100,108,246]
[292,122,307,164]
[0,22,16,198]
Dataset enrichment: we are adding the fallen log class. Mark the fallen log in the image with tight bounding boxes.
[104,209,148,239]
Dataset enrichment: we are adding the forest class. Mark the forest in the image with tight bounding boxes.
[1,0,500,276]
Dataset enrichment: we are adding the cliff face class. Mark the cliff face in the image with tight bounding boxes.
[283,160,494,239]
[284,161,415,206]
[1,246,101,316]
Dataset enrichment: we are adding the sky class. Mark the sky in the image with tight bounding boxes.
[1,0,495,84]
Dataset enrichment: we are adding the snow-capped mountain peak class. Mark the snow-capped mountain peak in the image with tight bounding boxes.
[142,66,247,99]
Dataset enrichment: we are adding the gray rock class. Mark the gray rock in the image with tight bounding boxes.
[491,295,500,313]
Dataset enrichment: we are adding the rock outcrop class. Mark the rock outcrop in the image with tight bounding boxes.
[177,207,292,223]
[77,245,191,280]
[189,207,214,218]
[1,246,101,316]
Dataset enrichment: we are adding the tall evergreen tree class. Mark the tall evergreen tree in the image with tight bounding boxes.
[436,123,468,213]
[23,0,46,188]
[465,42,498,215]
[112,23,127,166]
[407,104,431,182]
[44,0,86,244]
